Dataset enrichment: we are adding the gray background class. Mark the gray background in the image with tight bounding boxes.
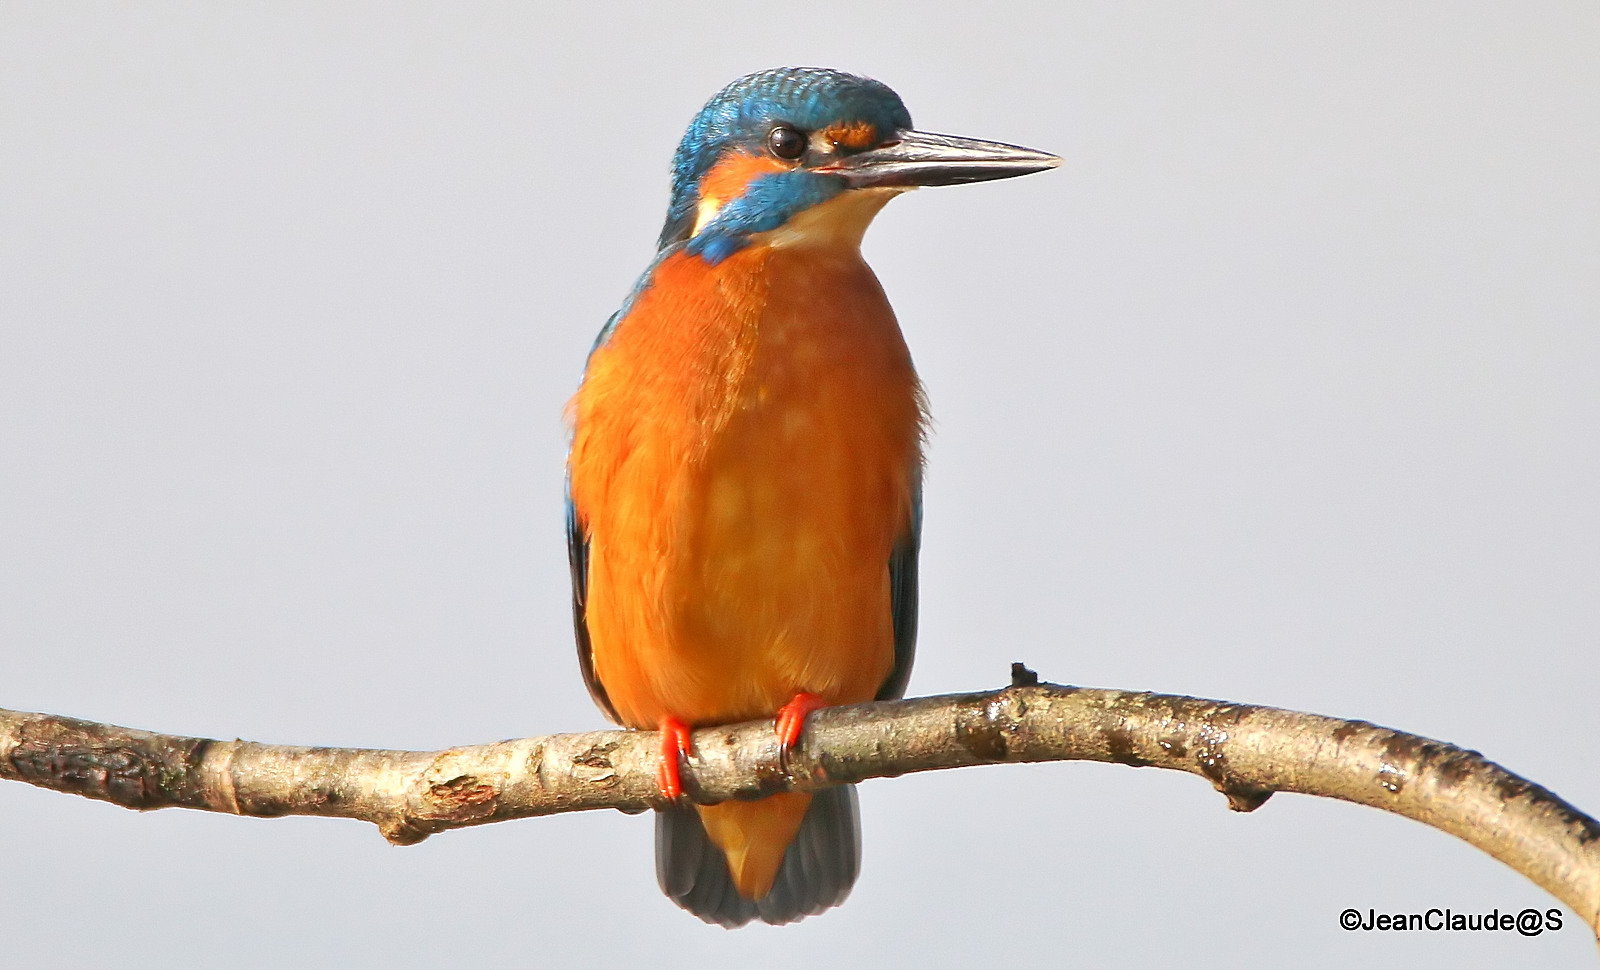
[3,3,1596,967]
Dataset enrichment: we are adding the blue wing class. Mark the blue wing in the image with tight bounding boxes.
[877,476,921,701]
[567,476,618,723]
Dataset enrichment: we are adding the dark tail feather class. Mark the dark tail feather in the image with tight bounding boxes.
[655,800,757,928]
[654,785,862,928]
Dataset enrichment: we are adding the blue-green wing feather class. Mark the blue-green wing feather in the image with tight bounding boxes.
[878,476,922,701]
[566,477,617,723]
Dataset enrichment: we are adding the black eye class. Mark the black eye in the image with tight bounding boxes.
[767,125,807,161]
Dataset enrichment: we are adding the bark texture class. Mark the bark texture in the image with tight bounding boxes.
[3,679,1597,938]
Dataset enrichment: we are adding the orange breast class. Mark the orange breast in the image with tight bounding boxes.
[567,242,924,730]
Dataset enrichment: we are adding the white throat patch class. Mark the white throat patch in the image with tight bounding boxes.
[757,187,908,252]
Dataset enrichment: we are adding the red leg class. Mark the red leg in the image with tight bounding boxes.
[656,717,693,801]
[774,692,827,756]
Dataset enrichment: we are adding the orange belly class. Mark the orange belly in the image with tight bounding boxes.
[568,242,923,729]
[567,240,922,900]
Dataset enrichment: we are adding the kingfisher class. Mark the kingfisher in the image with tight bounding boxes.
[565,67,1056,927]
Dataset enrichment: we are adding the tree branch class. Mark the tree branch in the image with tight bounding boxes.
[4,675,1598,938]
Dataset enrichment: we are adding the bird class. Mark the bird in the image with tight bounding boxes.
[565,67,1056,927]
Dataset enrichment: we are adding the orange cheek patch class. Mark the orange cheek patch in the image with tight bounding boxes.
[699,151,791,210]
[823,121,878,150]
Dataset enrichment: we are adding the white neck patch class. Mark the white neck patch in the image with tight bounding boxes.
[756,187,908,252]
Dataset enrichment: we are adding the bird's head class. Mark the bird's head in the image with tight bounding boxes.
[660,67,1058,264]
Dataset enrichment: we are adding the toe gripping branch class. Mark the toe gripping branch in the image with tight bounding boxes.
[656,717,694,801]
[656,693,826,801]
[774,692,827,767]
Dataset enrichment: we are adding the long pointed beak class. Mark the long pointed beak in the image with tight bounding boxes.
[820,129,1060,189]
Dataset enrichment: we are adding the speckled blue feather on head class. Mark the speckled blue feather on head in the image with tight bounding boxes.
[657,67,913,250]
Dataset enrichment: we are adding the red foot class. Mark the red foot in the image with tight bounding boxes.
[774,692,828,758]
[657,717,694,801]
